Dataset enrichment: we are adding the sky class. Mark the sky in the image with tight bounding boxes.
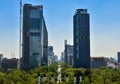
[0,0,120,59]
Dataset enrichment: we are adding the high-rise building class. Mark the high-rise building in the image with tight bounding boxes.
[61,52,65,62]
[48,46,53,66]
[21,4,48,70]
[67,45,74,66]
[64,40,74,66]
[42,18,48,66]
[64,40,68,64]
[118,52,120,63]
[73,9,90,68]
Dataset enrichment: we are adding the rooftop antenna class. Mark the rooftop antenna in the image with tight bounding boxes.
[19,0,22,60]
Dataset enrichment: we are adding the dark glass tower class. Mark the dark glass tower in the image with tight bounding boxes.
[42,18,48,66]
[118,52,120,63]
[73,9,90,68]
[64,40,68,64]
[21,4,48,70]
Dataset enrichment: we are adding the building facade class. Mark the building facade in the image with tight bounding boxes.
[42,18,48,66]
[73,9,90,68]
[22,4,48,70]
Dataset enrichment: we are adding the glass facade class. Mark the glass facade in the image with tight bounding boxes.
[30,18,40,30]
[22,4,48,71]
[73,9,90,68]
[118,52,120,63]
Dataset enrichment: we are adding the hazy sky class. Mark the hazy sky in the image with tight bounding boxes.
[0,0,120,59]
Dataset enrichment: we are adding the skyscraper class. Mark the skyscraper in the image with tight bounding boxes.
[42,18,48,66]
[118,52,120,63]
[61,52,65,62]
[21,4,48,70]
[64,40,68,64]
[73,9,90,68]
[48,46,53,66]
[64,40,74,65]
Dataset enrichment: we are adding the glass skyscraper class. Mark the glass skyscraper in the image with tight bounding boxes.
[118,52,120,63]
[21,4,48,70]
[73,9,90,68]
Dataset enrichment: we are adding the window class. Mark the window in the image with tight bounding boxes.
[76,37,79,43]
[30,18,40,30]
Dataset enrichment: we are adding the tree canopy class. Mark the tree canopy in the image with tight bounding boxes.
[0,62,120,84]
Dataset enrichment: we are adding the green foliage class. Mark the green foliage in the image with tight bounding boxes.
[1,62,120,84]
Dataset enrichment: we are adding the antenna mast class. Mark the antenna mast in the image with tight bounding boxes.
[19,0,22,60]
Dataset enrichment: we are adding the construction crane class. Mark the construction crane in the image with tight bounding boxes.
[19,0,22,63]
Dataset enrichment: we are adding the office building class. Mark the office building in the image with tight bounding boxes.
[73,9,90,68]
[67,45,74,66]
[42,18,48,66]
[21,4,48,70]
[64,40,74,65]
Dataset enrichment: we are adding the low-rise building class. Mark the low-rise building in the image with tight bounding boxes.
[1,58,20,71]
[91,57,118,69]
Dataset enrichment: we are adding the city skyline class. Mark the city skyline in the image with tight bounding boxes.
[0,0,120,59]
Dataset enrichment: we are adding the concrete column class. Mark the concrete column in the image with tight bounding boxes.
[74,74,76,84]
[51,74,54,83]
[38,73,40,84]
[79,76,82,83]
[66,74,69,82]
[43,74,46,83]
